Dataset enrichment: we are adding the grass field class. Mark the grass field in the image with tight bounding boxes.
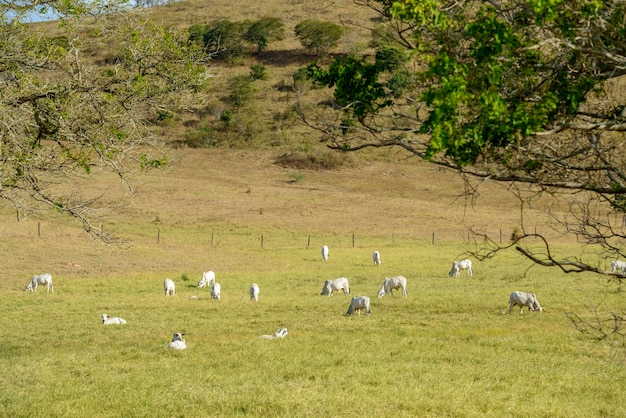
[1,149,625,417]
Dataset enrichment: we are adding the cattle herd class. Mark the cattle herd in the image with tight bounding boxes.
[23,246,562,349]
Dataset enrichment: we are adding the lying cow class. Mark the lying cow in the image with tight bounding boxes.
[320,277,350,296]
[377,276,408,298]
[346,296,371,316]
[504,291,543,314]
[24,273,54,293]
[448,259,473,277]
[259,326,288,339]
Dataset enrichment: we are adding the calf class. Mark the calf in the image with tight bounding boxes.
[259,326,288,339]
[505,291,543,314]
[102,313,127,325]
[346,296,371,316]
[24,273,54,293]
[168,332,187,350]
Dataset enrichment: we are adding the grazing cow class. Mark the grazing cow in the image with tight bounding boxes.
[448,259,473,277]
[372,251,381,266]
[101,313,127,325]
[250,283,260,301]
[320,277,350,296]
[168,332,187,350]
[377,276,408,298]
[211,282,221,300]
[321,245,329,261]
[197,271,216,288]
[24,273,54,293]
[346,296,371,316]
[504,291,544,314]
[259,326,288,339]
[611,260,626,273]
[164,278,175,296]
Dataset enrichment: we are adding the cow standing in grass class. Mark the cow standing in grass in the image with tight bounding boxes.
[504,291,543,314]
[164,278,175,296]
[321,245,329,261]
[377,276,407,298]
[346,296,371,316]
[24,273,54,293]
[448,259,473,277]
[320,278,350,296]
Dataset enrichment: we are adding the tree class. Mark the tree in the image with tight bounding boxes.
[0,0,211,242]
[294,20,343,57]
[190,19,248,62]
[245,17,285,55]
[299,1,626,338]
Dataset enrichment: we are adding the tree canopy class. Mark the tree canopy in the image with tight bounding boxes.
[0,0,211,242]
[300,0,626,281]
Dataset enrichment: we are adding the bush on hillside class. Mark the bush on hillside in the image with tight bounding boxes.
[294,20,343,57]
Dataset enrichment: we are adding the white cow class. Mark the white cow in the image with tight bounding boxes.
[377,276,408,298]
[611,260,626,273]
[24,273,54,293]
[320,277,350,296]
[259,326,288,339]
[504,291,544,314]
[197,270,216,288]
[101,313,127,325]
[164,278,175,296]
[168,332,187,350]
[321,245,329,261]
[250,283,260,301]
[372,251,381,266]
[448,259,473,277]
[346,296,371,316]
[211,282,221,300]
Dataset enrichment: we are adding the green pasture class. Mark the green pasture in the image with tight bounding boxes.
[1,230,625,417]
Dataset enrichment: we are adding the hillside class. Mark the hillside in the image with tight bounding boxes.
[5,0,579,281]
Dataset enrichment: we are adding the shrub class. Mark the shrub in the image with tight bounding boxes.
[250,64,268,81]
[294,20,343,57]
[245,17,285,54]
[227,75,255,108]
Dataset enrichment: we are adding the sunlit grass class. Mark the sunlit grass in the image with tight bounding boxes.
[1,233,625,417]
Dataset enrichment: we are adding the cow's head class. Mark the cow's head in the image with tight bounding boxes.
[377,280,388,298]
[24,284,33,291]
